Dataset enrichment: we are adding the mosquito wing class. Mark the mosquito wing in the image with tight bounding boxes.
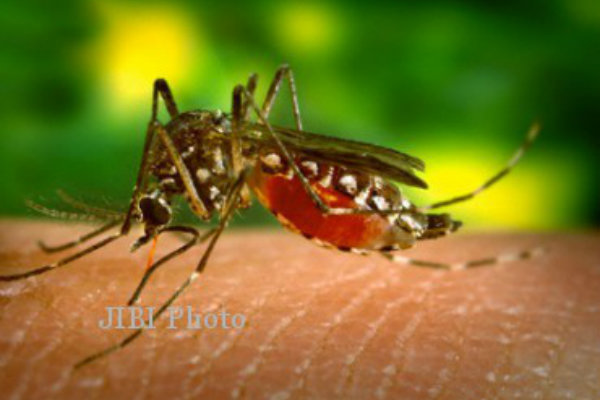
[245,124,428,189]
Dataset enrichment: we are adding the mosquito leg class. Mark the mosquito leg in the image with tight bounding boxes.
[154,124,211,219]
[0,232,124,281]
[121,79,180,234]
[242,73,258,121]
[151,78,179,120]
[261,64,303,130]
[381,247,545,271]
[38,220,122,254]
[126,226,218,306]
[418,123,540,212]
[231,85,252,207]
[74,169,249,369]
[231,84,244,176]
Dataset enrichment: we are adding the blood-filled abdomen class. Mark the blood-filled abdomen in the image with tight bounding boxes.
[247,153,416,252]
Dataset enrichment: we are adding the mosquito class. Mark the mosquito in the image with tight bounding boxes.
[0,64,540,369]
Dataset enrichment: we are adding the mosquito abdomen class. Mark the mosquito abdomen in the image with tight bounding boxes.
[247,152,418,252]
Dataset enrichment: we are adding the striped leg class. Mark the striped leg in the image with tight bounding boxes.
[381,247,545,271]
[231,85,253,208]
[38,220,122,254]
[73,168,249,369]
[121,78,180,234]
[126,226,218,306]
[241,73,258,122]
[0,232,124,281]
[418,123,540,212]
[154,124,211,219]
[260,64,303,130]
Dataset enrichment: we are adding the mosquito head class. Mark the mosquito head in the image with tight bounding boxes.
[138,190,172,235]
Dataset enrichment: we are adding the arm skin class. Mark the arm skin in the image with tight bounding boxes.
[0,220,599,400]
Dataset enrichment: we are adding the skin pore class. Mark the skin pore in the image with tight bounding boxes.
[0,220,599,399]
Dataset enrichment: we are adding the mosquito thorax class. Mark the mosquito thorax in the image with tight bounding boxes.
[147,109,237,219]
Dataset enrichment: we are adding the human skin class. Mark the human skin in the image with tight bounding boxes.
[0,220,599,400]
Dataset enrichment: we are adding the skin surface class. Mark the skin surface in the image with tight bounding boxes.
[0,220,599,400]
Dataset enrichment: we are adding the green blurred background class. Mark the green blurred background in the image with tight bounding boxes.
[0,0,598,230]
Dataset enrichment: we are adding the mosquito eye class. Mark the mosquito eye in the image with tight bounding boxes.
[139,196,172,226]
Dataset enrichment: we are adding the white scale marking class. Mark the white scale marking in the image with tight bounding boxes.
[300,160,319,177]
[319,166,333,187]
[261,153,283,170]
[338,174,358,195]
[196,168,211,183]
